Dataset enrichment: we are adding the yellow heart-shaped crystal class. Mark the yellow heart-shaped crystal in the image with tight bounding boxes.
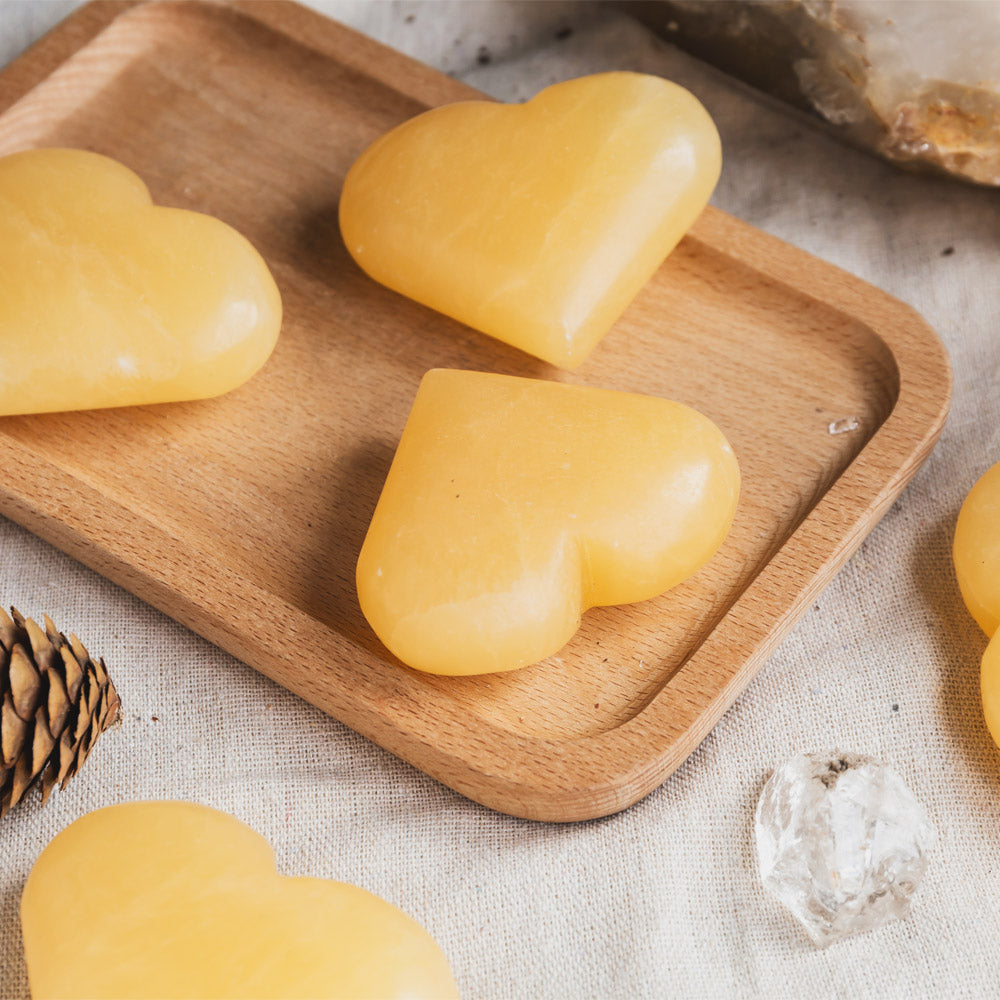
[357,369,740,675]
[339,72,720,369]
[0,148,281,415]
[20,801,459,1000]
[954,459,1000,748]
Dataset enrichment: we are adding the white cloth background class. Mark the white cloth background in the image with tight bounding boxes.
[2,2,999,998]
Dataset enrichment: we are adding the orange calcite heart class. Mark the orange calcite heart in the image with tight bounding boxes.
[954,460,1000,749]
[0,148,281,415]
[357,370,740,675]
[339,72,721,369]
[20,801,459,1000]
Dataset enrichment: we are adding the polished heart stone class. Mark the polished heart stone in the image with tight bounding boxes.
[339,72,720,369]
[20,801,459,1000]
[356,369,740,675]
[954,459,1000,748]
[0,148,281,415]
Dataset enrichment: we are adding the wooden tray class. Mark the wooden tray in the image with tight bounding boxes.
[0,0,951,821]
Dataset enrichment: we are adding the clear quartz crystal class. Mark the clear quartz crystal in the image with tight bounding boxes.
[828,416,860,435]
[755,752,935,947]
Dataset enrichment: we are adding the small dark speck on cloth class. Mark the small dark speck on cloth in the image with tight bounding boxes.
[941,246,955,256]
[476,45,491,65]
[555,26,573,40]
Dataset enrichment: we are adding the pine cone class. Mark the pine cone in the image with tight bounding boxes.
[0,607,121,818]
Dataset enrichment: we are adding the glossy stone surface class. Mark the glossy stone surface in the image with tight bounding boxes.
[340,72,720,368]
[357,369,739,675]
[755,752,935,947]
[20,802,459,1000]
[0,148,281,415]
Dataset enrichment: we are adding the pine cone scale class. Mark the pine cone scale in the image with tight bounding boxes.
[1,694,27,766]
[46,668,71,736]
[30,708,56,775]
[0,607,18,654]
[58,645,84,702]
[9,645,41,718]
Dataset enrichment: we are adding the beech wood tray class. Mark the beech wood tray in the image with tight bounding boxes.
[0,0,951,821]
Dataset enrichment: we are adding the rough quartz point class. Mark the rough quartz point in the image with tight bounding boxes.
[626,0,1000,186]
[754,752,935,946]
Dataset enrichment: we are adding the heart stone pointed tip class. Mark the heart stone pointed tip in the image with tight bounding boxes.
[339,72,721,369]
[0,148,282,416]
[357,369,740,676]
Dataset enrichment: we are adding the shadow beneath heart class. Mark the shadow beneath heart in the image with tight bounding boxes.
[299,438,397,657]
[285,198,558,380]
[287,199,354,289]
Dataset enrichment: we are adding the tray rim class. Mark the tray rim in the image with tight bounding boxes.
[0,0,952,821]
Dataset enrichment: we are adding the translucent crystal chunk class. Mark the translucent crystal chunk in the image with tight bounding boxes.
[754,752,935,946]
[629,0,1000,185]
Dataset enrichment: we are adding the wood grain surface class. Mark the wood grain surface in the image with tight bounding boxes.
[0,0,951,820]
